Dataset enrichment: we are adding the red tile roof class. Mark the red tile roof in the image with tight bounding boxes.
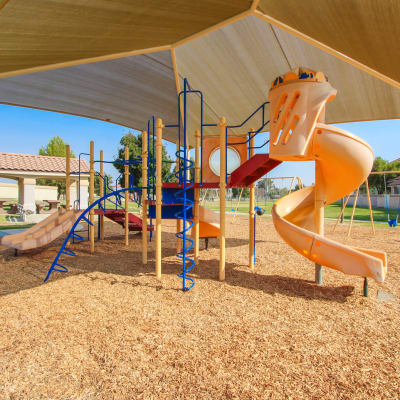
[0,152,89,174]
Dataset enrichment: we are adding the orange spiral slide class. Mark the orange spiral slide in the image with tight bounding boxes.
[268,69,387,282]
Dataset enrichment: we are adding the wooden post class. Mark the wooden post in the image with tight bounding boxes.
[142,131,148,264]
[65,144,71,210]
[288,177,295,194]
[249,130,255,270]
[314,160,324,284]
[89,141,95,253]
[99,150,104,240]
[194,130,200,263]
[333,194,350,232]
[176,141,182,253]
[155,118,163,280]
[347,187,360,239]
[365,179,375,235]
[219,117,226,281]
[124,146,129,246]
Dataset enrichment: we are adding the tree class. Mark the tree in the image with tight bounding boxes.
[113,131,173,188]
[232,187,250,198]
[257,178,279,198]
[39,136,76,158]
[369,157,400,194]
[38,136,75,198]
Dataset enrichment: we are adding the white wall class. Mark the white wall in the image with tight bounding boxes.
[0,182,58,201]
[347,194,400,209]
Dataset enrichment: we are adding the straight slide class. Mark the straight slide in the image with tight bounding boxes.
[1,208,80,251]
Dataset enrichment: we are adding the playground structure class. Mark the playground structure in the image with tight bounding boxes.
[1,68,388,296]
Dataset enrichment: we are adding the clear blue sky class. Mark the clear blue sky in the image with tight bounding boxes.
[0,104,398,187]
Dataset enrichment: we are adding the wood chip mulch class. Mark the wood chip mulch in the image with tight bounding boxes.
[0,216,399,399]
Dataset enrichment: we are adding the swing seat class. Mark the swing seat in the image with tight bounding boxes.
[388,219,397,227]
[255,207,265,216]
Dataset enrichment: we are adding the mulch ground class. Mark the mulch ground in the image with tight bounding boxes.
[0,215,399,399]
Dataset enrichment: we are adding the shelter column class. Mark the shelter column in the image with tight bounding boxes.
[69,179,78,207]
[65,144,71,210]
[194,129,200,263]
[124,145,129,246]
[249,130,255,270]
[89,141,95,253]
[155,118,163,280]
[219,117,226,281]
[142,131,148,265]
[18,178,36,214]
[79,178,89,209]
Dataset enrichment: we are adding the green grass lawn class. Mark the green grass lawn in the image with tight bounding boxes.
[0,197,392,230]
[203,199,390,224]
[0,214,35,230]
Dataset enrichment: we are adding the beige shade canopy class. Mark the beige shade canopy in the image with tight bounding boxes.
[0,0,398,144]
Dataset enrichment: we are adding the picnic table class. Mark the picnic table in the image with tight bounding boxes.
[0,199,8,214]
[0,199,19,214]
[43,199,60,213]
[36,201,45,214]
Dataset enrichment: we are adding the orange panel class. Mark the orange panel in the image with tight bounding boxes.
[202,135,248,184]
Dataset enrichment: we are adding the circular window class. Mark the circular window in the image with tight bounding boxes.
[209,147,241,177]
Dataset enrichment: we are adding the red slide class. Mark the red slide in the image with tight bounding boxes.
[95,209,153,231]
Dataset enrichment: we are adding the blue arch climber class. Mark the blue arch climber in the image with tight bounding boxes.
[43,186,148,282]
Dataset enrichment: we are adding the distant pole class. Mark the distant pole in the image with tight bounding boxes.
[363,277,369,297]
[314,159,324,284]
[249,129,255,270]
[124,145,129,246]
[99,150,104,240]
[142,131,148,264]
[194,130,200,263]
[340,198,344,223]
[219,117,226,281]
[65,144,71,210]
[89,141,95,253]
[155,118,163,280]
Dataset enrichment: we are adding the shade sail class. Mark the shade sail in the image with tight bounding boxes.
[257,0,400,84]
[0,0,251,76]
[0,0,398,145]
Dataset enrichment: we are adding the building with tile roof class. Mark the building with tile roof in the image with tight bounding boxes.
[0,153,89,213]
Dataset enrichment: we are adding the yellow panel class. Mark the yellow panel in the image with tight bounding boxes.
[258,0,400,83]
[0,0,251,75]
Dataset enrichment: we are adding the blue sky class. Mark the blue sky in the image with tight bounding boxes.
[0,104,398,187]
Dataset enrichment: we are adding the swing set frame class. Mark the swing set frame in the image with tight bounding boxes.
[334,170,400,236]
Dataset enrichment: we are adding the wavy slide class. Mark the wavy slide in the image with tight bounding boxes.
[269,69,387,282]
[1,208,80,251]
